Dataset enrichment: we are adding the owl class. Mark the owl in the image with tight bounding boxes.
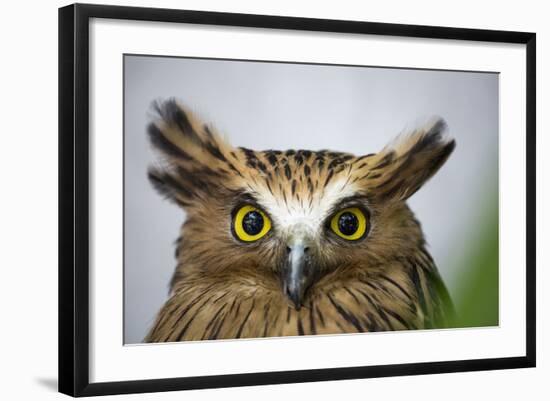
[144,99,455,342]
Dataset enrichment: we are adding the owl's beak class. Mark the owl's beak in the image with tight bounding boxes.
[282,241,314,310]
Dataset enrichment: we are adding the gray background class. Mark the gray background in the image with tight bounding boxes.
[124,55,498,344]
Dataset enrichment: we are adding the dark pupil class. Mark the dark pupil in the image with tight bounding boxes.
[338,212,359,236]
[242,211,264,236]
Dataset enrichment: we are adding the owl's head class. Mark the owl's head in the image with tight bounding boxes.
[148,99,455,309]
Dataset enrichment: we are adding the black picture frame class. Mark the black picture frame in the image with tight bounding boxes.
[58,3,536,397]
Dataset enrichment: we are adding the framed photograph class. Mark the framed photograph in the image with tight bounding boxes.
[58,3,536,397]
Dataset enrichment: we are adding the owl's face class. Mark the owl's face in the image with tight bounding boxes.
[148,100,455,310]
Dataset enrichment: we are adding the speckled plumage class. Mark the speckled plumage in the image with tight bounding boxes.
[145,99,455,342]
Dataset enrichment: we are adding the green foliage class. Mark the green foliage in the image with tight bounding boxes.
[450,203,499,328]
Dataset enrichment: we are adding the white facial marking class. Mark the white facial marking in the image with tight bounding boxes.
[256,176,359,238]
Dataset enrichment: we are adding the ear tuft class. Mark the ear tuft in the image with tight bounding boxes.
[387,118,452,160]
[367,118,455,201]
[151,98,202,145]
[147,167,196,208]
[146,99,240,207]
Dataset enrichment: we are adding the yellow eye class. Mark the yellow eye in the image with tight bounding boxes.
[233,205,272,242]
[330,207,368,241]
